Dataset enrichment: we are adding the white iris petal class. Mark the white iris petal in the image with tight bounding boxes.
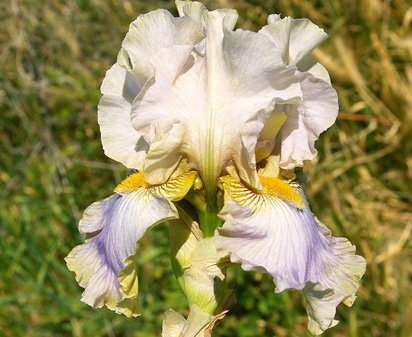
[98,9,204,172]
[259,14,339,169]
[260,14,328,66]
[132,8,301,188]
[65,191,176,316]
[99,4,301,188]
[98,64,147,170]
[215,177,366,335]
[276,73,339,169]
[65,172,196,316]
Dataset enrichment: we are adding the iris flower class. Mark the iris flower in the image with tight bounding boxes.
[66,1,366,335]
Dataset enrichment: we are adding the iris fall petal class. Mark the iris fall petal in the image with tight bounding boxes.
[65,172,196,316]
[215,176,366,335]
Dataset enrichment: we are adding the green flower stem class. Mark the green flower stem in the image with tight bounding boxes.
[198,207,223,237]
[201,181,224,237]
[184,183,223,237]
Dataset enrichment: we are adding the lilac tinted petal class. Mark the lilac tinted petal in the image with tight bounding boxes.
[66,189,177,316]
[66,171,197,316]
[215,176,366,334]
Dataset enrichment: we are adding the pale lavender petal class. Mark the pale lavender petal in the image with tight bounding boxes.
[66,189,178,315]
[215,177,366,334]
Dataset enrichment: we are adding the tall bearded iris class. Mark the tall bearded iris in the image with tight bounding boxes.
[66,1,366,335]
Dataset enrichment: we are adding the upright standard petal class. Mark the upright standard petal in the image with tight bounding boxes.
[117,9,204,81]
[176,0,206,21]
[260,14,327,66]
[98,64,148,170]
[98,9,204,170]
[131,7,301,187]
[215,176,366,335]
[276,73,339,169]
[65,171,196,316]
[257,14,338,168]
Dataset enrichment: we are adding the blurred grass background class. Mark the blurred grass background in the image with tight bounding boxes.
[1,0,411,336]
